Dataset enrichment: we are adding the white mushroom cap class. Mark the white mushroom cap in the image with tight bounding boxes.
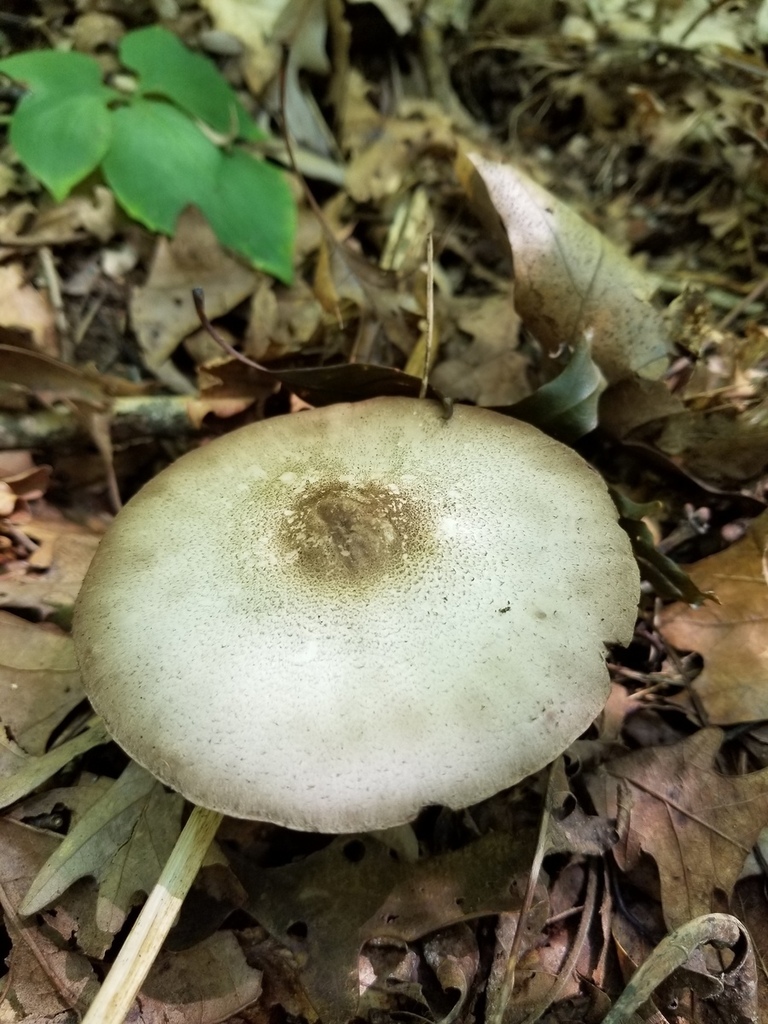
[73,398,639,832]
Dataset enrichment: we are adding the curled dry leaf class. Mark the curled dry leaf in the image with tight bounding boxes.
[602,913,757,1024]
[463,152,672,383]
[0,817,100,1019]
[657,510,768,724]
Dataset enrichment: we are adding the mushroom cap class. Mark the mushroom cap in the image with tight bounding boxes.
[73,398,638,832]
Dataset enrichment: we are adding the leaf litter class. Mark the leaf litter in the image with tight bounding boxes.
[2,0,768,1021]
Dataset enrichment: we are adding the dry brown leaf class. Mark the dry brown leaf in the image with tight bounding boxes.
[430,293,528,407]
[0,512,100,624]
[657,511,768,724]
[588,728,768,930]
[245,276,322,361]
[0,264,57,357]
[0,815,262,1023]
[345,103,455,203]
[0,818,99,1019]
[655,408,768,487]
[130,207,259,374]
[0,188,115,247]
[137,932,263,1023]
[464,153,672,383]
[422,924,479,1024]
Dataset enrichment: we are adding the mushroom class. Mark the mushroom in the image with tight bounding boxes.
[72,396,639,1022]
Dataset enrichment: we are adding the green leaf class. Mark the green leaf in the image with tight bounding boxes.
[102,99,219,233]
[0,49,104,97]
[9,92,112,200]
[103,99,294,278]
[198,148,295,282]
[611,492,713,604]
[503,339,606,442]
[119,25,262,141]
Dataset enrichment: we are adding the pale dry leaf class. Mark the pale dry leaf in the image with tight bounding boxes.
[0,722,109,812]
[198,0,292,91]
[423,924,479,1024]
[431,294,528,407]
[0,263,57,356]
[130,207,259,373]
[0,188,115,247]
[587,728,768,930]
[0,920,78,1023]
[137,932,263,1024]
[466,153,671,383]
[657,510,768,724]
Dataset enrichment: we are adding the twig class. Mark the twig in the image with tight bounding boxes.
[420,234,435,400]
[0,395,222,449]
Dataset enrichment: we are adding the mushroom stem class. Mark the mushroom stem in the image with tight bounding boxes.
[81,805,223,1024]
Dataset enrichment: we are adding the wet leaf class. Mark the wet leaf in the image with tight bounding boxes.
[588,729,768,930]
[657,510,768,724]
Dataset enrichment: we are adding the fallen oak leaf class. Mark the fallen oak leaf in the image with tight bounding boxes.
[657,510,768,724]
[587,728,768,931]
[0,816,262,1024]
[238,829,538,1024]
[0,513,101,626]
[21,760,184,937]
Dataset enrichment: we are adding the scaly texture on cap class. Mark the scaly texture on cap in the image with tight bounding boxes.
[73,398,639,832]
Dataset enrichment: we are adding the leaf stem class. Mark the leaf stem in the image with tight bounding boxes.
[80,804,223,1024]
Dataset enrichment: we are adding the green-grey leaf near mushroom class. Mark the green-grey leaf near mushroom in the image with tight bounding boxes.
[73,397,639,833]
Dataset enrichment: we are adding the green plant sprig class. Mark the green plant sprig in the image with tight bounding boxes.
[0,26,295,282]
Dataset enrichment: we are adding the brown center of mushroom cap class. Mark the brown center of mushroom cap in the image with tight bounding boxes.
[276,479,434,586]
